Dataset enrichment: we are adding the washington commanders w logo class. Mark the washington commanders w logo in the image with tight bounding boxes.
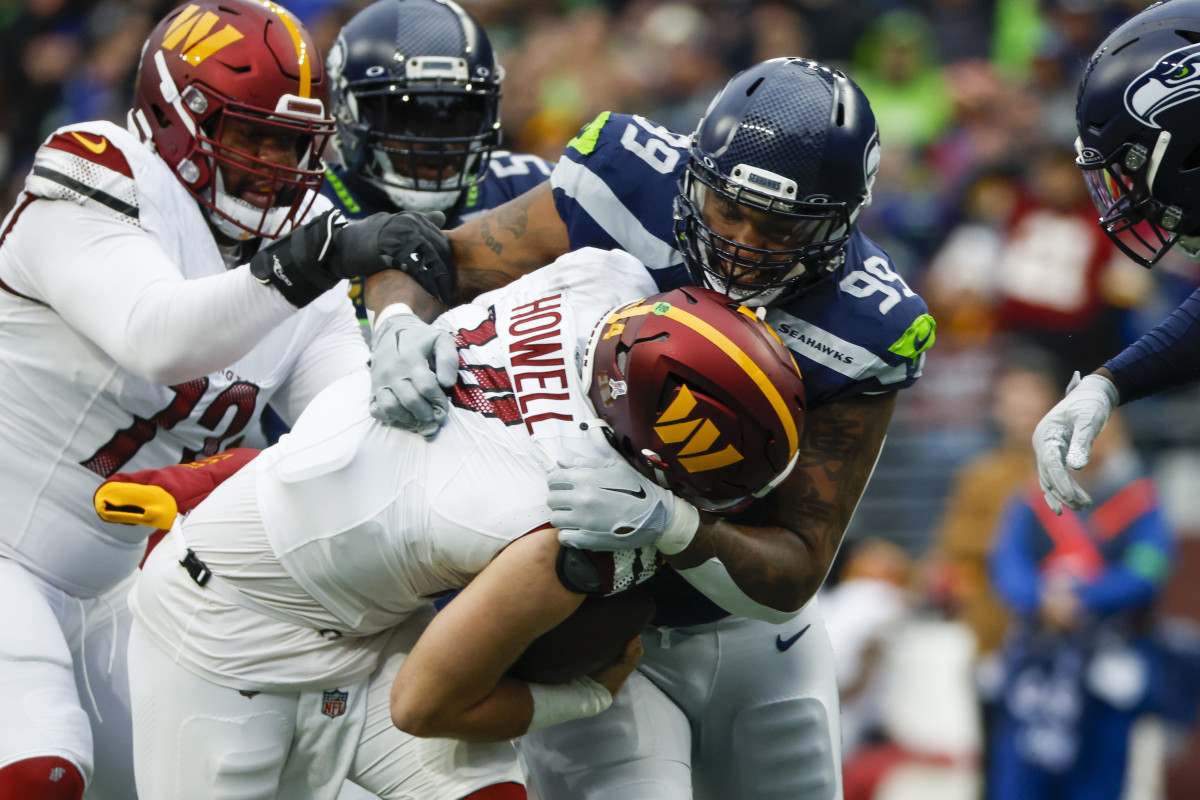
[162,4,244,65]
[654,385,743,473]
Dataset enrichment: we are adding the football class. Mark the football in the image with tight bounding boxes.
[509,589,657,684]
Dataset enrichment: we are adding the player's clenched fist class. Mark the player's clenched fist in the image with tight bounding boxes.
[251,209,454,307]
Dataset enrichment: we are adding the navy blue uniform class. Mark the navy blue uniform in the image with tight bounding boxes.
[520,111,934,800]
[550,111,935,627]
[552,112,933,408]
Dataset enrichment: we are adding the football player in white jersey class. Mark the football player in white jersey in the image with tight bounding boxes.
[359,59,930,799]
[0,1,453,797]
[116,247,807,800]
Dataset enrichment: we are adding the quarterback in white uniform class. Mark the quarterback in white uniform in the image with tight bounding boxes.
[124,247,808,799]
[0,2,453,798]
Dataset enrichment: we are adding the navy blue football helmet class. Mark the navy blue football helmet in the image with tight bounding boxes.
[1075,0,1200,267]
[674,58,881,306]
[327,0,503,213]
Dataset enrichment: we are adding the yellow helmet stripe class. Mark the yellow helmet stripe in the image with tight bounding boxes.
[258,1,311,97]
[607,301,799,453]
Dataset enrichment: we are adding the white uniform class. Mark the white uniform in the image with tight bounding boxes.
[0,120,366,798]
[127,249,658,799]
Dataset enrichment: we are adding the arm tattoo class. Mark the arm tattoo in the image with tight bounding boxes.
[452,188,558,296]
[781,392,896,563]
[673,392,898,609]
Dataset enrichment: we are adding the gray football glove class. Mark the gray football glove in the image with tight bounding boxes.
[1033,371,1120,514]
[550,456,699,555]
[368,308,459,437]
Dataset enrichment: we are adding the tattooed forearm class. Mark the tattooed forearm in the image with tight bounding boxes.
[447,183,568,298]
[665,391,898,610]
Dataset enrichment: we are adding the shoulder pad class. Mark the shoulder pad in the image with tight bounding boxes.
[565,112,613,158]
[26,124,141,225]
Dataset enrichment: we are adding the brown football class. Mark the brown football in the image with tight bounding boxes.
[509,589,656,684]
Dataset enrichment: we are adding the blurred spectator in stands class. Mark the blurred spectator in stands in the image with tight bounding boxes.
[992,144,1151,371]
[0,0,88,208]
[823,537,916,762]
[852,10,955,155]
[929,348,1064,660]
[988,410,1175,800]
[920,0,1001,65]
[55,5,154,135]
[790,0,875,65]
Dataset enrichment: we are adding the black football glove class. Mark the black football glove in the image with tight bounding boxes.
[250,210,455,307]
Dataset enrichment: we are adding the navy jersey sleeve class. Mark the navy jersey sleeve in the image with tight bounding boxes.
[550,112,689,287]
[766,232,935,407]
[456,150,553,222]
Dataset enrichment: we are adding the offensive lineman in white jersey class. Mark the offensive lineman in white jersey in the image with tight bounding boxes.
[119,247,808,799]
[0,1,453,797]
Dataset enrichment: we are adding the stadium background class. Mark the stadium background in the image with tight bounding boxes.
[5,0,1200,797]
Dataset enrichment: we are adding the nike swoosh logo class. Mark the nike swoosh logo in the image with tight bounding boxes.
[912,331,931,351]
[775,624,811,652]
[70,132,108,155]
[602,486,647,499]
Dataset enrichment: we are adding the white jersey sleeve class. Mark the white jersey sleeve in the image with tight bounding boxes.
[1,121,304,385]
[0,121,363,599]
[127,249,657,686]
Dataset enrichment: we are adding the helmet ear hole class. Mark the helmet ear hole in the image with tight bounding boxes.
[150,103,172,129]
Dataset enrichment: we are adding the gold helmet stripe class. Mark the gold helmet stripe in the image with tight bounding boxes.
[258,1,311,97]
[606,300,800,453]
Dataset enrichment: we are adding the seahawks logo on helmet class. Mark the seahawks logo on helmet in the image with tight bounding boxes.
[1124,43,1200,129]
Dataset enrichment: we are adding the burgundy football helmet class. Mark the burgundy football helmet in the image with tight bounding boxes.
[131,0,335,240]
[584,286,806,512]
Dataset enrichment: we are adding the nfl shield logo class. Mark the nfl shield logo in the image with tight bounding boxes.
[322,689,348,718]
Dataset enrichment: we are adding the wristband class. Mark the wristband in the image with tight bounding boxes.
[373,302,416,330]
[656,501,699,555]
[526,675,612,733]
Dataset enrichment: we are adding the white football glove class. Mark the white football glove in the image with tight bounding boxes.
[549,456,699,554]
[1033,371,1120,514]
[368,304,459,438]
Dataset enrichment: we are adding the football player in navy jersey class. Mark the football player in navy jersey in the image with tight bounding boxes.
[259,0,553,443]
[1035,0,1200,515]
[362,57,935,799]
[323,0,552,331]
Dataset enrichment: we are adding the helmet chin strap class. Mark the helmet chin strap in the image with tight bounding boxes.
[381,184,461,214]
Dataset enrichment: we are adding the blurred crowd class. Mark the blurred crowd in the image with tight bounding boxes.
[6,0,1199,447]
[7,0,1200,797]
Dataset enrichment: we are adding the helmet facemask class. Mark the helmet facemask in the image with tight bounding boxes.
[674,160,852,307]
[335,55,502,213]
[1076,134,1187,268]
[195,95,333,240]
[132,1,335,241]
